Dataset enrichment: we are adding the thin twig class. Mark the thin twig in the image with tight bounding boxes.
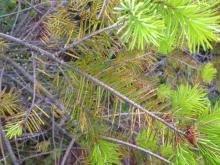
[52,111,57,165]
[24,53,36,122]
[100,136,170,164]
[60,138,75,165]
[11,0,21,35]
[168,55,198,69]
[0,121,19,165]
[58,66,74,92]
[23,2,62,40]
[0,133,7,165]
[0,2,48,19]
[24,8,52,39]
[98,0,109,19]
[57,136,64,164]
[21,149,66,162]
[57,23,119,55]
[0,67,4,92]
[24,0,43,14]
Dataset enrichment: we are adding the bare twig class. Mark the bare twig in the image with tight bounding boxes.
[24,0,43,14]
[58,66,74,92]
[98,0,109,19]
[0,132,7,165]
[30,53,37,106]
[11,0,22,35]
[24,9,51,39]
[52,111,57,165]
[21,149,65,162]
[24,2,64,39]
[100,136,170,164]
[0,2,48,19]
[24,53,37,122]
[60,138,75,165]
[0,121,19,165]
[0,67,4,92]
[57,22,119,55]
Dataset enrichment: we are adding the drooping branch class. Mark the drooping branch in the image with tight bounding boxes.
[0,32,185,135]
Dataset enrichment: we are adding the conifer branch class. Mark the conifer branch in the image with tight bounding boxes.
[0,32,185,135]
[0,1,220,164]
